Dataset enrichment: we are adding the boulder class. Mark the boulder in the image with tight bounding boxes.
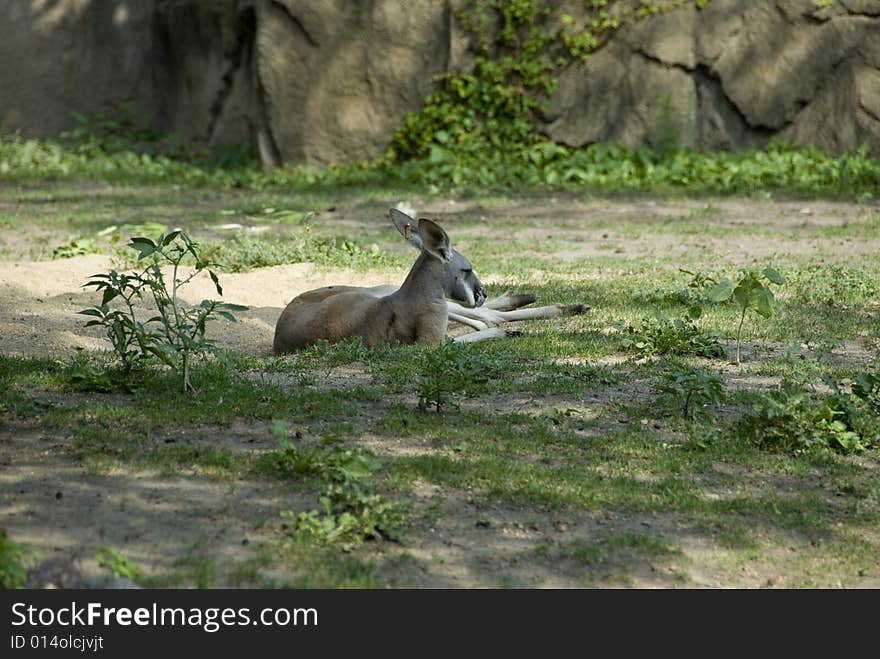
[254,0,449,165]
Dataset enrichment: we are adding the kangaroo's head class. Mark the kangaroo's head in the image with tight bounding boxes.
[390,207,487,308]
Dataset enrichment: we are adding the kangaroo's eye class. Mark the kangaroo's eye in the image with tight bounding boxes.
[461,268,472,276]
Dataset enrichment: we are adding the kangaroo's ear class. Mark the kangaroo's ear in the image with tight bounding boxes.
[418,218,452,263]
[389,207,422,249]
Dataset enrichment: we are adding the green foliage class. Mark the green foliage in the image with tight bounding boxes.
[823,373,880,447]
[0,529,36,589]
[3,129,879,197]
[282,484,403,552]
[656,362,724,419]
[418,339,492,413]
[737,382,877,455]
[615,311,725,359]
[851,373,880,415]
[63,107,197,162]
[395,138,880,194]
[262,423,383,482]
[52,237,101,259]
[64,361,135,394]
[390,0,555,164]
[389,0,709,173]
[79,230,247,390]
[707,266,785,364]
[95,546,144,583]
[267,424,404,551]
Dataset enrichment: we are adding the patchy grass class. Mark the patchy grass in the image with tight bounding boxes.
[1,178,879,587]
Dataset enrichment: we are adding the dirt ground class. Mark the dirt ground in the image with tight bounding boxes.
[1,196,879,588]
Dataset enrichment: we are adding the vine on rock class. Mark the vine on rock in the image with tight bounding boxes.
[388,0,711,173]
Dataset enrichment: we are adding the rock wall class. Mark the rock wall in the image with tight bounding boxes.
[543,0,880,156]
[1,0,878,165]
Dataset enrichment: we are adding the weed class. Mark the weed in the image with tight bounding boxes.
[80,230,247,390]
[282,483,403,551]
[787,264,878,308]
[95,547,144,583]
[823,373,880,447]
[260,423,382,482]
[60,353,136,393]
[708,266,786,364]
[0,529,37,589]
[851,373,880,415]
[266,423,404,551]
[615,311,725,359]
[418,339,492,413]
[736,384,875,455]
[52,237,101,259]
[633,268,720,317]
[655,362,724,420]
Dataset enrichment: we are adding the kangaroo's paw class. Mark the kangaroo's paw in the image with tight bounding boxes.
[560,304,590,316]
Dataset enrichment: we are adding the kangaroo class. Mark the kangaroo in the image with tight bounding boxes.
[272,209,486,353]
[386,206,589,342]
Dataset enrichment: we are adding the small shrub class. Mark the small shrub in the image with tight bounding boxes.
[282,482,403,551]
[823,373,880,447]
[80,230,247,391]
[53,237,101,259]
[262,423,382,483]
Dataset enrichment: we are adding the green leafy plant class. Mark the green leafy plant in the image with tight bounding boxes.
[851,373,880,414]
[52,237,101,259]
[80,230,247,391]
[418,339,491,413]
[822,373,880,447]
[267,423,404,551]
[656,363,724,419]
[707,266,786,364]
[64,362,135,394]
[263,422,383,482]
[95,546,144,583]
[615,311,725,359]
[387,0,633,181]
[0,528,36,589]
[788,263,878,308]
[737,384,873,455]
[282,483,403,551]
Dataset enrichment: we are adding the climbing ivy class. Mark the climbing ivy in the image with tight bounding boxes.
[388,0,711,164]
